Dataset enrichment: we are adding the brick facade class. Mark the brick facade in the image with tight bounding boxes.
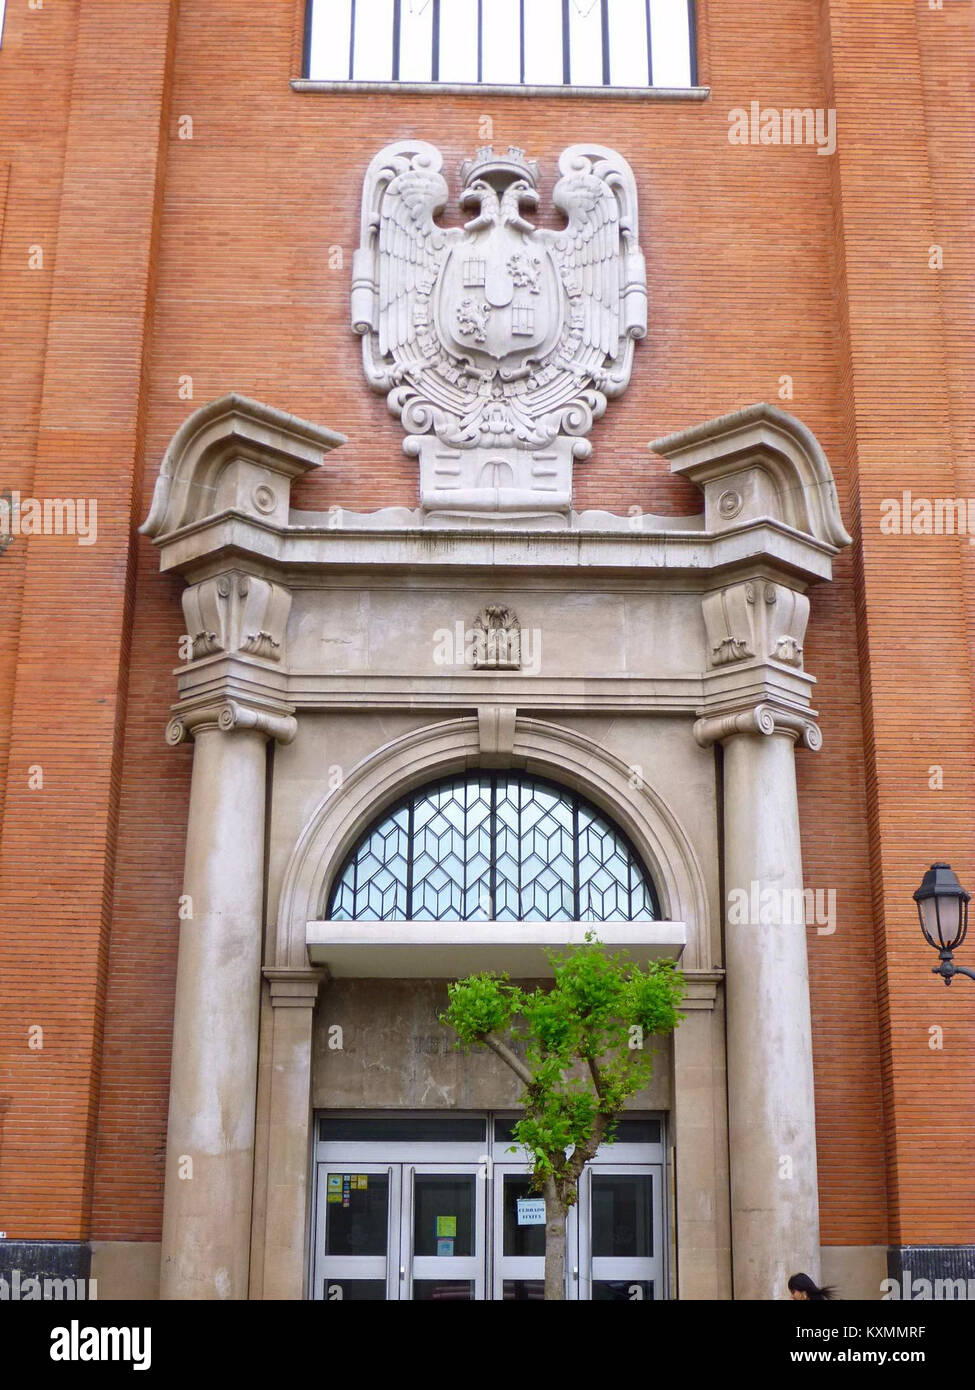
[1,0,972,1265]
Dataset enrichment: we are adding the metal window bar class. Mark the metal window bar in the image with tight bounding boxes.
[645,0,653,87]
[572,794,581,921]
[391,0,401,80]
[562,0,571,87]
[519,0,526,84]
[477,0,483,83]
[327,773,659,922]
[313,0,691,90]
[405,794,415,919]
[686,0,698,87]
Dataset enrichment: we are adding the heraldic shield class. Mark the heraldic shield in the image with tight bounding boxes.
[351,141,647,524]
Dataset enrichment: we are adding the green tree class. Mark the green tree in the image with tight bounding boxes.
[440,936,685,1299]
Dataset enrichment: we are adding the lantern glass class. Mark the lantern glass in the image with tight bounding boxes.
[914,863,970,952]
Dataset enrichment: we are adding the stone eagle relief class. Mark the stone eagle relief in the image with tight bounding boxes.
[352,142,646,522]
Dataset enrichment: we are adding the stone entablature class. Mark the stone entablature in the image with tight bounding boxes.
[142,395,843,742]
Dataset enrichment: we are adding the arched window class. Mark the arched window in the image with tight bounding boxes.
[326,773,660,922]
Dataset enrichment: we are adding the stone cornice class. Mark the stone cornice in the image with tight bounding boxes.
[652,402,852,550]
[151,512,838,586]
[140,394,346,541]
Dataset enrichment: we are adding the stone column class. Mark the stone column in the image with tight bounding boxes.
[695,705,822,1301]
[260,969,325,1300]
[160,700,296,1301]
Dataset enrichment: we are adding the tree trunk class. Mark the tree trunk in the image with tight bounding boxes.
[543,1178,566,1300]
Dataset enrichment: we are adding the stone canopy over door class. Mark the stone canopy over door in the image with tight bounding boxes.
[141,392,850,1301]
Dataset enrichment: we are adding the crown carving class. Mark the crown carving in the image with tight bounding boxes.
[458,146,540,189]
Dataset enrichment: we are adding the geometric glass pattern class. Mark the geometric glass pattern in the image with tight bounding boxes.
[326,774,660,922]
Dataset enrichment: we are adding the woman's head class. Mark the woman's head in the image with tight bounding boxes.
[788,1272,837,1301]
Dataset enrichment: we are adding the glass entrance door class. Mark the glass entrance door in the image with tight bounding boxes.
[403,1166,486,1300]
[578,1165,664,1300]
[314,1163,485,1301]
[311,1111,666,1300]
[314,1163,397,1300]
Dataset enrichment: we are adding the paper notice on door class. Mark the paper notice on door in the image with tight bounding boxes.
[435,1215,457,1238]
[516,1197,546,1225]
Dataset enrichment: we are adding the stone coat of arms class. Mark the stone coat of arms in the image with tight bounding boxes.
[352,142,646,522]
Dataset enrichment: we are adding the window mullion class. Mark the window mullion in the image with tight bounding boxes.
[489,775,497,922]
[519,0,525,85]
[572,796,580,921]
[477,0,483,84]
[432,0,440,81]
[645,0,653,87]
[562,0,571,86]
[405,795,415,919]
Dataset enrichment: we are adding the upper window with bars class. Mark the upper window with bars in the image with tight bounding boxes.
[325,773,661,923]
[304,0,698,91]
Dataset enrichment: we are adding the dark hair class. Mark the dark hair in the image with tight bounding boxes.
[788,1272,838,1300]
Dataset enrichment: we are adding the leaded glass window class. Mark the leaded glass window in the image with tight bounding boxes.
[326,774,660,922]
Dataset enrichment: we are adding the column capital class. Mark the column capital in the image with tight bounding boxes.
[262,966,328,1007]
[166,698,297,747]
[693,702,822,751]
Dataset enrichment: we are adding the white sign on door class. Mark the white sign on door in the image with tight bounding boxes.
[516,1197,546,1226]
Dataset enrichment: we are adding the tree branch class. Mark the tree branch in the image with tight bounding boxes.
[482,1033,534,1088]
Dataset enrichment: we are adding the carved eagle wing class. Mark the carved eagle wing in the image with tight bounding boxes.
[353,142,454,371]
[549,146,647,383]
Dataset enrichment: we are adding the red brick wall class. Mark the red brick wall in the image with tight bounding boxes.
[1,0,972,1253]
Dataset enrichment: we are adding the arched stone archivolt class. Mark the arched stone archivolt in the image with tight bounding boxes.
[272,713,711,973]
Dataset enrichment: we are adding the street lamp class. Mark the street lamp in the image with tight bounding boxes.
[914,862,973,986]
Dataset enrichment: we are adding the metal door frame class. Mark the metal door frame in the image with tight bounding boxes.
[310,1110,667,1300]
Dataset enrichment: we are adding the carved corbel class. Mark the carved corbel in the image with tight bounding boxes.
[181,572,292,664]
[701,580,809,671]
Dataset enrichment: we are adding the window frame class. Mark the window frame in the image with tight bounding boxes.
[300,0,701,94]
[324,770,662,923]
